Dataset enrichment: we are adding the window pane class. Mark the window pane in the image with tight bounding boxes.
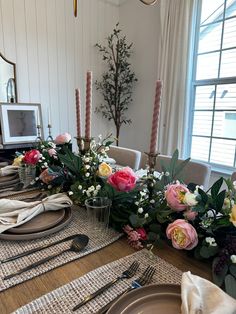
[223,17,236,49]
[210,138,236,166]
[226,0,236,18]
[195,86,215,110]
[199,22,222,53]
[215,83,236,109]
[220,48,236,77]
[192,111,213,136]
[212,111,236,138]
[201,0,225,25]
[191,136,210,162]
[196,52,220,79]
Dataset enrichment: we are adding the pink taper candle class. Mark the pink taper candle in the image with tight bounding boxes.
[75,88,82,138]
[149,80,162,154]
[85,71,92,139]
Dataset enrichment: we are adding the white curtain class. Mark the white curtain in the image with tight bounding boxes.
[157,0,195,156]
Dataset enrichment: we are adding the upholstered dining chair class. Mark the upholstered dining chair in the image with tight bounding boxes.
[139,153,211,189]
[231,172,236,183]
[108,146,141,170]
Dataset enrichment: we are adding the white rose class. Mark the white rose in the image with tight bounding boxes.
[150,199,155,204]
[85,165,90,170]
[68,191,73,196]
[183,192,198,206]
[135,201,139,206]
[78,185,82,190]
[138,207,143,214]
[144,213,149,218]
[85,172,90,177]
[96,185,101,190]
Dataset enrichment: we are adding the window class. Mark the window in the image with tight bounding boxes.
[187,0,236,171]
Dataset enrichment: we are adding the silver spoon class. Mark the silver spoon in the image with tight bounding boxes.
[3,234,89,280]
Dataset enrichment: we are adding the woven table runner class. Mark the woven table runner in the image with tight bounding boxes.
[0,208,121,292]
[14,249,182,314]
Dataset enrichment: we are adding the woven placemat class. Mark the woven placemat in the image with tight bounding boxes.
[0,208,121,292]
[14,249,182,314]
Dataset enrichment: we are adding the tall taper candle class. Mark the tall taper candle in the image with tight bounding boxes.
[149,80,162,154]
[75,88,82,138]
[85,71,92,139]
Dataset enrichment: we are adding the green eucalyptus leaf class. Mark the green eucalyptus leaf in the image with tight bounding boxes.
[212,257,228,287]
[225,274,236,299]
[229,264,236,278]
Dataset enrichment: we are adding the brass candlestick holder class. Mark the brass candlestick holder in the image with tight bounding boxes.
[76,137,93,154]
[145,151,159,175]
[35,124,43,143]
[46,124,53,141]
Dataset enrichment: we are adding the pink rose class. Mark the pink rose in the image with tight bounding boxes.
[48,148,57,157]
[136,227,147,241]
[107,167,137,192]
[166,219,198,250]
[165,183,189,211]
[54,133,71,145]
[23,149,41,165]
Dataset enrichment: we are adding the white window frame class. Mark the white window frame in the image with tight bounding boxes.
[185,0,236,174]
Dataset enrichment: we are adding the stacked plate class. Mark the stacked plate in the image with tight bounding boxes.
[107,284,181,314]
[0,207,72,241]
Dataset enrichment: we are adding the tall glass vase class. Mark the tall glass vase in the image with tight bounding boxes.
[18,165,36,188]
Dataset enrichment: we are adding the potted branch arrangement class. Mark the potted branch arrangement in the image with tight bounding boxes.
[95,23,137,146]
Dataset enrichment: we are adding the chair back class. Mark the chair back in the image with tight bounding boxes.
[108,146,141,170]
[140,153,211,188]
[231,172,236,182]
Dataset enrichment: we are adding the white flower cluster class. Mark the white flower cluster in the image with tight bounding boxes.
[81,184,101,198]
[205,237,217,247]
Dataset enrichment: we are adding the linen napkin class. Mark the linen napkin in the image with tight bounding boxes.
[181,271,236,314]
[0,165,19,177]
[0,193,73,233]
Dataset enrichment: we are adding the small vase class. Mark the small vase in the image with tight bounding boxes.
[18,165,36,188]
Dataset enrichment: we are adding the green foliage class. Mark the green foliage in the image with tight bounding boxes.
[95,23,137,145]
[225,274,236,299]
[57,147,82,177]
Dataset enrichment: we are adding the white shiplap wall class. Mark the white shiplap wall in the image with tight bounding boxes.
[0,0,119,147]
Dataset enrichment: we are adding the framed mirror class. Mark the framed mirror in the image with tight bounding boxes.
[0,103,43,145]
[0,52,17,103]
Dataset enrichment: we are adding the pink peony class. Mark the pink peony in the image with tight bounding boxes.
[54,133,71,145]
[48,148,57,157]
[165,183,189,211]
[184,209,198,221]
[166,219,198,250]
[107,167,137,192]
[23,149,41,165]
[136,227,147,240]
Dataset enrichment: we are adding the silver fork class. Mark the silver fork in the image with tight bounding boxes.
[72,261,139,311]
[95,265,156,314]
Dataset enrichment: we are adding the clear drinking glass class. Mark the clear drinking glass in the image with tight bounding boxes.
[85,197,111,232]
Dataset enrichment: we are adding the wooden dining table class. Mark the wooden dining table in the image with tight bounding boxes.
[0,236,212,314]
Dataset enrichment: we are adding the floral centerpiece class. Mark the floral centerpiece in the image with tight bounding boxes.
[31,136,236,298]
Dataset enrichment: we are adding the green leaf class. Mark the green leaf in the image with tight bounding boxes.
[215,190,226,211]
[169,149,179,178]
[174,158,190,179]
[148,231,159,242]
[212,257,228,287]
[198,188,208,204]
[229,264,236,278]
[57,148,82,176]
[199,245,219,258]
[225,274,236,299]
[129,214,139,228]
[211,177,223,200]
[149,223,161,234]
